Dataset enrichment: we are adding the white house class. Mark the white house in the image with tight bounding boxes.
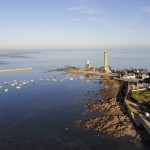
[142,73,149,80]
[122,73,136,79]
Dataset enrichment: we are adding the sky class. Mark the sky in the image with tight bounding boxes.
[0,0,150,49]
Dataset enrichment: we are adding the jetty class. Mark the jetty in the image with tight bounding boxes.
[0,68,32,73]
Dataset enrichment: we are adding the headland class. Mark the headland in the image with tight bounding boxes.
[52,51,150,142]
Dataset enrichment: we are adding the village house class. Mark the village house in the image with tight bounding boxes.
[142,77,150,88]
[142,73,149,80]
[122,73,136,79]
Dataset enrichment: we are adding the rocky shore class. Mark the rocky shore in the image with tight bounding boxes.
[53,66,117,77]
[76,80,137,138]
[52,66,141,140]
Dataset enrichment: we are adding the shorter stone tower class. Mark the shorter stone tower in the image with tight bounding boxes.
[85,60,91,71]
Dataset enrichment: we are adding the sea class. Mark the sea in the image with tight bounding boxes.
[0,49,150,150]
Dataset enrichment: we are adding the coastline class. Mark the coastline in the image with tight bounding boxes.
[76,79,137,139]
[54,66,150,142]
[53,66,117,77]
[0,50,150,149]
[52,66,138,138]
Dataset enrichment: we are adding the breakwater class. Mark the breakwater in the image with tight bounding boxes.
[0,68,32,73]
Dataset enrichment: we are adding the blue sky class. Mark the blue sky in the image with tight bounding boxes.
[0,0,150,49]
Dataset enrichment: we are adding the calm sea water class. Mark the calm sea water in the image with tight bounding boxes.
[0,49,149,150]
[0,48,150,70]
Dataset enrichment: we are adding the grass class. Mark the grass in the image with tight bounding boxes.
[131,91,150,102]
[131,91,150,112]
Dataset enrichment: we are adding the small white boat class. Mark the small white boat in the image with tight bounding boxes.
[52,78,57,82]
[79,76,84,80]
[4,82,9,85]
[70,77,73,81]
[16,86,21,89]
[0,85,2,88]
[11,84,14,86]
[4,89,8,92]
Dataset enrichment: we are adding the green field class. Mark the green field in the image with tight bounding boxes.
[131,91,150,111]
[131,91,150,102]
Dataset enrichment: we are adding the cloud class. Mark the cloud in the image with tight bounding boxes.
[48,10,59,16]
[114,28,135,33]
[141,7,150,13]
[89,17,114,27]
[67,6,85,11]
[66,6,97,15]
[133,17,140,22]
[82,8,97,15]
[71,18,81,22]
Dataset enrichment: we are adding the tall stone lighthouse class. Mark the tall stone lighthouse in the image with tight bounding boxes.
[104,51,111,73]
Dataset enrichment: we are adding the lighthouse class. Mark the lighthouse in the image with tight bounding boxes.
[104,51,111,73]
